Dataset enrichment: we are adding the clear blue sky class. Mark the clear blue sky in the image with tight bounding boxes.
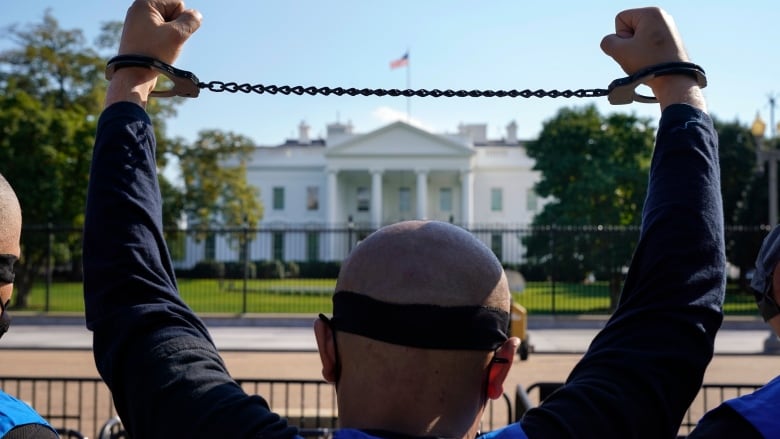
[3,1,780,144]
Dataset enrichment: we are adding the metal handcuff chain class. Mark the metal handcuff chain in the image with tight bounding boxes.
[104,54,707,105]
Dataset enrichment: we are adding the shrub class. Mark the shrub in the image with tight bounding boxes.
[189,260,225,278]
[223,261,257,279]
[256,260,285,279]
[297,261,342,278]
[285,261,300,278]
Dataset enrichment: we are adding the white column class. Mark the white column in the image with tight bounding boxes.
[326,169,338,260]
[460,169,474,227]
[416,169,428,220]
[326,169,339,226]
[371,169,384,228]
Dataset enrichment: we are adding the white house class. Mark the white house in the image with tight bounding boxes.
[178,119,546,266]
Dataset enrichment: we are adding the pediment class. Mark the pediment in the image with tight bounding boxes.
[325,121,473,158]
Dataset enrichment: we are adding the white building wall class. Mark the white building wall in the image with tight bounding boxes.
[176,120,547,267]
[256,168,327,225]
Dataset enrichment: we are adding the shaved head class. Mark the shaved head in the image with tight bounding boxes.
[0,173,21,252]
[318,221,517,437]
[0,173,21,307]
[335,220,510,310]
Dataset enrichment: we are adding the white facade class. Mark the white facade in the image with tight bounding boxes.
[177,119,546,266]
[253,120,543,226]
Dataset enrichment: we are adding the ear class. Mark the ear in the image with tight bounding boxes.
[0,284,12,309]
[314,318,338,383]
[486,337,520,400]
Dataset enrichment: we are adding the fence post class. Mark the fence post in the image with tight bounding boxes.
[45,222,53,313]
[549,225,556,316]
[242,224,249,314]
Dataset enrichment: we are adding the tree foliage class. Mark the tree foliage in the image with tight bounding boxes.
[522,106,773,294]
[522,105,655,283]
[0,11,105,307]
[1,11,267,308]
[178,130,263,243]
[0,11,262,307]
[716,117,775,286]
[715,118,763,224]
[0,11,182,306]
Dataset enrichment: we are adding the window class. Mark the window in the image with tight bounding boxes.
[166,231,186,261]
[357,187,370,212]
[205,233,216,260]
[491,188,503,212]
[491,233,503,260]
[273,187,285,210]
[239,239,249,263]
[526,188,538,212]
[307,186,319,211]
[272,232,284,261]
[439,187,452,212]
[306,232,319,262]
[399,187,411,212]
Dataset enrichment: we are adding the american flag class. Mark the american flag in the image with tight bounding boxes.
[390,52,409,69]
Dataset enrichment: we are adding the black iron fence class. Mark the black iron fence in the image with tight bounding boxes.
[0,376,511,439]
[1,376,762,438]
[18,224,770,316]
[0,377,116,438]
[517,381,764,438]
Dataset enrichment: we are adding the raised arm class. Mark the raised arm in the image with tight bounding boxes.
[520,8,724,438]
[83,2,297,438]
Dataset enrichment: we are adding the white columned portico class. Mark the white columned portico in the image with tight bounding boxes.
[370,169,384,228]
[416,169,428,220]
[460,169,474,227]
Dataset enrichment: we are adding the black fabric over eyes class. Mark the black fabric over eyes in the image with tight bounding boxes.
[326,290,509,350]
[0,254,18,283]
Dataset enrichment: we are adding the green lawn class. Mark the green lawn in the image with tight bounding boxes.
[24,278,337,314]
[21,279,759,317]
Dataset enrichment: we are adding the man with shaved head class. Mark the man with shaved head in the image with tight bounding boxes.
[84,2,723,438]
[0,174,60,437]
[315,220,516,436]
[0,174,22,314]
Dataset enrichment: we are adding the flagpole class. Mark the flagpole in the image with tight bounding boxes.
[406,48,411,122]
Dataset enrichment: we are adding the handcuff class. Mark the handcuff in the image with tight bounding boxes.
[105,54,707,105]
[105,55,201,98]
[605,61,707,104]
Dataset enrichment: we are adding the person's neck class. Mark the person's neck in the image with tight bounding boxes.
[337,404,482,439]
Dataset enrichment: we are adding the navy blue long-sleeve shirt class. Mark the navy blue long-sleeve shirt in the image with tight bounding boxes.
[84,101,724,439]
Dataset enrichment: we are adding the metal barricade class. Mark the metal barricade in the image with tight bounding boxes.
[516,381,765,437]
[1,376,514,438]
[0,377,115,438]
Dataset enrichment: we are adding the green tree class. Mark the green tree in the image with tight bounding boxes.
[0,12,104,307]
[1,11,267,306]
[716,118,763,224]
[0,11,185,307]
[178,130,263,243]
[523,105,655,292]
[719,118,776,289]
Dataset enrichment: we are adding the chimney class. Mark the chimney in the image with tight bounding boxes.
[506,121,518,144]
[298,120,310,144]
[457,123,487,144]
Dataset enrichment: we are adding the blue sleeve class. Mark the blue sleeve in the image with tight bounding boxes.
[83,102,299,439]
[688,404,761,439]
[520,104,725,438]
[0,391,58,437]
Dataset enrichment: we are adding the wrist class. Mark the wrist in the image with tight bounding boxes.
[104,67,158,109]
[647,75,707,112]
